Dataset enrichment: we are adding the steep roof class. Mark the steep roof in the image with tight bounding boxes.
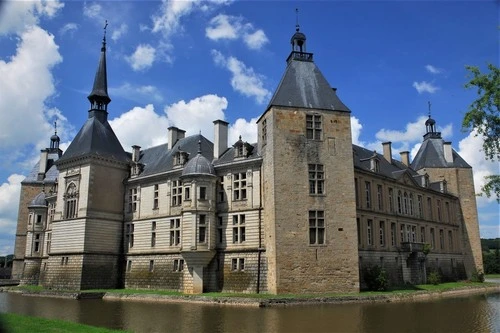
[23,151,60,183]
[411,138,471,170]
[57,116,128,163]
[182,153,216,177]
[267,53,350,112]
[28,192,47,208]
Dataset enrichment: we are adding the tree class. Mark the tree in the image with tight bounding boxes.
[462,64,500,202]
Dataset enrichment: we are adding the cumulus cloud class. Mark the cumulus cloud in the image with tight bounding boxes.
[109,83,164,104]
[425,64,442,74]
[126,44,156,71]
[151,0,197,38]
[83,2,102,19]
[413,81,440,94]
[0,0,64,35]
[206,14,268,50]
[0,174,24,255]
[211,50,271,104]
[59,23,78,37]
[111,23,128,41]
[228,118,258,144]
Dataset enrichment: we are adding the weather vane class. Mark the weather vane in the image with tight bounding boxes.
[428,101,432,117]
[295,8,300,32]
[103,20,108,42]
[54,120,58,135]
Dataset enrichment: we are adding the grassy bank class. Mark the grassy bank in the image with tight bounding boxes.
[486,274,500,278]
[0,313,127,333]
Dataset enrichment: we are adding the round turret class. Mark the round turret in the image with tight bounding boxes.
[291,28,307,52]
[28,192,47,208]
[182,153,215,177]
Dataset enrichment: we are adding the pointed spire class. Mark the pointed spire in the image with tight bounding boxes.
[88,20,111,113]
[291,8,307,53]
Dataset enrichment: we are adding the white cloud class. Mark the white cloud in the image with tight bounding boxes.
[425,64,442,74]
[126,44,156,71]
[0,0,64,35]
[206,14,268,50]
[59,23,78,37]
[109,83,164,103]
[111,23,128,41]
[151,0,198,38]
[413,81,440,94]
[83,2,102,19]
[211,50,271,104]
[0,174,24,255]
[229,118,258,144]
[351,116,363,146]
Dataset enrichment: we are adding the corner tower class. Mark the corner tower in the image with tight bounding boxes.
[44,26,129,290]
[258,25,359,294]
[411,114,483,277]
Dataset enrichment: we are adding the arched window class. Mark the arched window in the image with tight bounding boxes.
[65,183,78,219]
[397,191,402,214]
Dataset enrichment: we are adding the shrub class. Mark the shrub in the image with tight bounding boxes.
[363,265,389,291]
[470,270,485,283]
[428,271,441,285]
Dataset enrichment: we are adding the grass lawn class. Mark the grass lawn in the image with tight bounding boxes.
[0,313,127,333]
[486,274,500,278]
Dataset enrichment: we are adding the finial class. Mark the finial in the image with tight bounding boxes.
[198,132,202,154]
[54,120,58,135]
[428,101,432,117]
[103,20,108,43]
[295,8,300,32]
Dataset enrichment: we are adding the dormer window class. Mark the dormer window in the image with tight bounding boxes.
[233,136,254,158]
[370,156,380,173]
[173,149,189,167]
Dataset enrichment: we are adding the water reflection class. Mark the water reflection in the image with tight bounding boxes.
[0,292,498,333]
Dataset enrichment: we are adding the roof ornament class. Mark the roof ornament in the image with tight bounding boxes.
[198,132,202,154]
[102,20,108,47]
[428,101,432,118]
[54,120,58,135]
[295,8,300,32]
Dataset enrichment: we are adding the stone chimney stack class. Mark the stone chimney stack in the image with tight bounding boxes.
[132,145,141,162]
[443,142,453,164]
[168,127,186,150]
[37,149,49,181]
[382,142,392,163]
[213,119,229,159]
[400,151,410,167]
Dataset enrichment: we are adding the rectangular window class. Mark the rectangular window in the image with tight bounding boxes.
[172,180,182,206]
[308,164,325,195]
[184,186,190,200]
[411,225,417,242]
[34,233,40,252]
[439,229,444,250]
[231,258,245,271]
[149,260,154,272]
[379,221,385,247]
[169,218,181,246]
[437,200,442,222]
[125,223,134,249]
[48,203,55,223]
[309,210,325,245]
[128,188,138,213]
[126,260,132,272]
[430,228,436,249]
[233,173,247,200]
[65,198,78,219]
[232,214,246,244]
[367,219,373,245]
[199,215,207,243]
[153,184,159,209]
[388,188,394,213]
[365,182,372,209]
[306,114,322,140]
[400,224,405,243]
[417,195,423,218]
[36,215,42,224]
[391,223,396,247]
[448,230,453,250]
[420,226,426,243]
[218,176,225,202]
[173,259,184,272]
[445,202,451,223]
[199,186,207,200]
[427,197,433,220]
[151,232,156,247]
[46,233,51,254]
[261,118,267,145]
[377,185,383,211]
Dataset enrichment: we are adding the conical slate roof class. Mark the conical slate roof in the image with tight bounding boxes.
[87,41,111,104]
[411,138,471,170]
[182,153,216,177]
[29,192,47,207]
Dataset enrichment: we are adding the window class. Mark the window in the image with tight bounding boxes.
[403,192,408,215]
[445,202,451,223]
[448,230,453,250]
[172,180,182,206]
[149,260,154,272]
[232,214,246,244]
[391,223,396,247]
[309,210,325,245]
[126,223,134,249]
[439,229,444,250]
[198,215,207,243]
[126,260,132,272]
[151,221,156,247]
[231,258,245,271]
[420,226,425,243]
[400,224,405,243]
[48,203,55,222]
[233,173,247,200]
[397,191,402,214]
[169,218,181,246]
[411,225,417,242]
[199,186,207,200]
[306,114,322,140]
[354,178,359,207]
[153,184,159,209]
[173,259,184,272]
[309,164,324,195]
[365,181,372,209]
[409,194,414,216]
[218,176,225,202]
[65,183,78,219]
[388,188,394,213]
[379,221,385,247]
[430,228,436,249]
[34,233,41,252]
[60,256,69,265]
[427,197,433,220]
[46,233,51,254]
[417,195,423,218]
[184,186,190,200]
[377,185,383,211]
[367,219,373,245]
[36,215,42,224]
[217,216,224,244]
[437,200,442,222]
[128,187,138,213]
[261,118,267,145]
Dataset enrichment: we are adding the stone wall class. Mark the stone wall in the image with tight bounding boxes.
[42,255,83,290]
[125,254,187,291]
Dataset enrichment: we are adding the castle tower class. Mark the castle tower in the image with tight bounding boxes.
[411,114,483,277]
[258,25,359,294]
[43,27,130,290]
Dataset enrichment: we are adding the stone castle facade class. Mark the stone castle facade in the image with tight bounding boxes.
[11,27,483,294]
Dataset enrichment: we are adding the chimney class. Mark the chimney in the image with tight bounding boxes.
[382,142,392,163]
[132,145,141,162]
[400,151,410,167]
[37,149,49,181]
[213,120,229,159]
[443,142,453,164]
[168,127,186,150]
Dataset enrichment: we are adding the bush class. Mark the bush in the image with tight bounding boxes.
[470,270,485,283]
[428,271,441,285]
[363,265,389,291]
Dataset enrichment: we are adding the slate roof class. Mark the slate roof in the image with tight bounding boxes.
[135,135,214,178]
[23,152,60,183]
[182,153,216,177]
[267,54,350,112]
[411,138,471,171]
[213,142,260,166]
[87,41,110,104]
[28,192,47,207]
[57,116,128,164]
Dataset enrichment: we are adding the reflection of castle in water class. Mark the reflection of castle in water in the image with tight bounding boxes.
[12,24,482,294]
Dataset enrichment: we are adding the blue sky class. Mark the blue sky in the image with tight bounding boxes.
[0,1,498,255]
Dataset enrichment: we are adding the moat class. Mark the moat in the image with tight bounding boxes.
[0,291,499,332]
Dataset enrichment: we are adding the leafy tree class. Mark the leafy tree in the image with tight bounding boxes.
[462,64,500,202]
